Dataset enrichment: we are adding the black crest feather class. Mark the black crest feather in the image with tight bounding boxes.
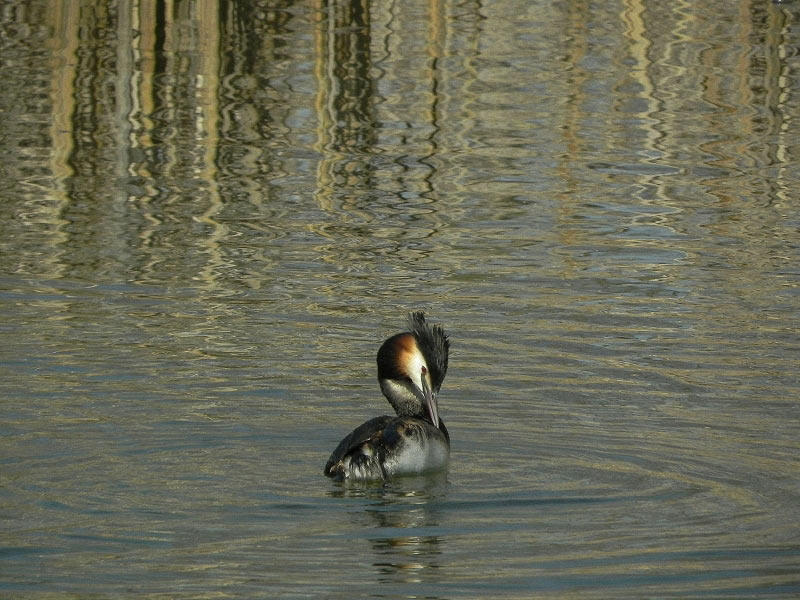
[407,311,449,392]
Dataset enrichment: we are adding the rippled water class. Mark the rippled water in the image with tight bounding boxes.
[2,0,800,597]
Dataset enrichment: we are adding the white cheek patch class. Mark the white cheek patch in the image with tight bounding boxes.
[406,350,427,390]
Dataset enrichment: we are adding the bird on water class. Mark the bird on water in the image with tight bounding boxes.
[324,311,451,481]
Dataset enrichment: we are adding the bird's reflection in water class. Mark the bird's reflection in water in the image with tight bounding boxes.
[327,471,449,590]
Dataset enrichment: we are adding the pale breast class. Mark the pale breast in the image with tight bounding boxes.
[383,420,450,476]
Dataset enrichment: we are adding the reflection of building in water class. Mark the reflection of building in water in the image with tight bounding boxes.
[1,0,795,290]
[30,1,307,289]
[313,0,377,207]
[37,0,229,285]
[315,0,376,155]
[313,0,483,207]
[551,0,796,283]
[310,0,484,291]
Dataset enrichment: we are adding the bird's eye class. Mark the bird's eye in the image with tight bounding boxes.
[421,366,428,375]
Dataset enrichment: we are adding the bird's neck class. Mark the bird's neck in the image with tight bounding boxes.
[379,378,426,420]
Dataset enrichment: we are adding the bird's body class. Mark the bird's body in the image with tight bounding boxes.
[324,312,450,481]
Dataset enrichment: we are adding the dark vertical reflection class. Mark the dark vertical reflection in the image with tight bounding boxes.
[744,0,796,262]
[314,0,377,200]
[142,2,207,183]
[554,0,590,280]
[760,0,795,206]
[209,0,306,292]
[61,2,134,282]
[416,0,445,202]
[120,0,225,287]
[154,0,167,75]
[67,3,116,180]
[216,0,294,194]
[322,0,376,153]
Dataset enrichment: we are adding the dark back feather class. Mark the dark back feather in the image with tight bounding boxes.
[407,311,449,392]
[324,415,395,476]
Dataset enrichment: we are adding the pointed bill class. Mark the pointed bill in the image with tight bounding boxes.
[420,374,439,429]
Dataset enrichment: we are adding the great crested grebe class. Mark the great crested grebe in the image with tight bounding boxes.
[324,311,450,481]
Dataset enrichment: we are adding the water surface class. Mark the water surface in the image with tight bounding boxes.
[2,0,800,597]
